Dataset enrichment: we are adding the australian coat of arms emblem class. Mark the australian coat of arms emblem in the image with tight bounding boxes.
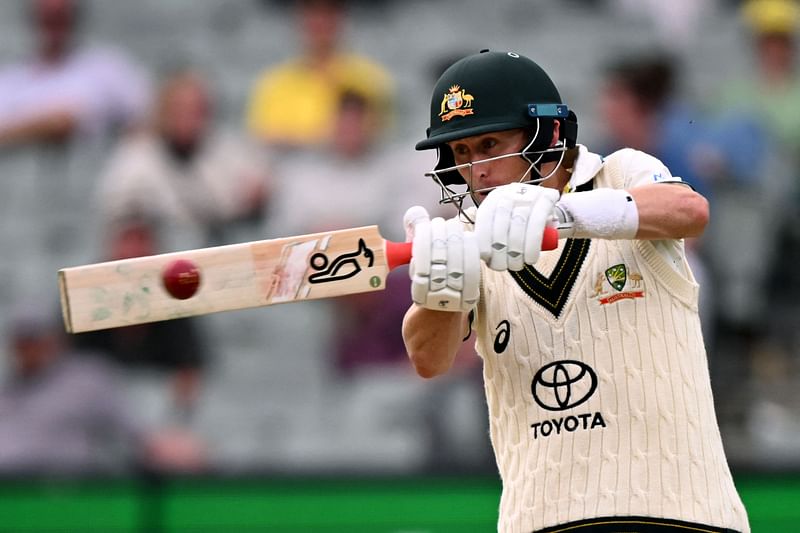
[439,84,474,121]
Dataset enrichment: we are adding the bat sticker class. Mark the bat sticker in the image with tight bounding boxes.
[267,239,320,303]
[308,238,374,284]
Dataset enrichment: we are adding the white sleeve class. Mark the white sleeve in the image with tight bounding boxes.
[622,149,683,189]
[94,140,161,222]
[622,150,690,276]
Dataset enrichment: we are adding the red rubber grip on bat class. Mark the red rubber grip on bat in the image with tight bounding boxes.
[540,225,559,251]
[385,241,413,270]
[385,226,559,271]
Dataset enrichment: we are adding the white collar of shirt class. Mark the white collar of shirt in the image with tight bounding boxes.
[567,144,603,191]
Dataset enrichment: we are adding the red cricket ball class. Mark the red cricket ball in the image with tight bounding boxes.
[161,258,201,300]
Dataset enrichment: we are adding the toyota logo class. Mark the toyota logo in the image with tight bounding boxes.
[531,360,598,411]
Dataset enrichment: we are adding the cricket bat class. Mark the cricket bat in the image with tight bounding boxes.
[58,225,561,333]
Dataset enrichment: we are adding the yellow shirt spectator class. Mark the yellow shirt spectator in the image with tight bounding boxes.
[246,54,392,147]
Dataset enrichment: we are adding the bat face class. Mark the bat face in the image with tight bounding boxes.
[59,226,396,333]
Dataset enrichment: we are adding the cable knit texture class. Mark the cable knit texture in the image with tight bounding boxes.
[472,149,749,533]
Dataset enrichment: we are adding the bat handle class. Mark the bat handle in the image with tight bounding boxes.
[385,241,413,270]
[540,225,560,251]
[385,226,562,271]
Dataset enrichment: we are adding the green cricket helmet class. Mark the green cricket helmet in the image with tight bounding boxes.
[417,49,578,190]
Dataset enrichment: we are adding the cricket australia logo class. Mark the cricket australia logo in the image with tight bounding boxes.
[605,263,628,291]
[591,263,645,305]
[439,84,474,121]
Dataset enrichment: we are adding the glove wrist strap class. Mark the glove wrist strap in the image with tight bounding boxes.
[556,188,638,240]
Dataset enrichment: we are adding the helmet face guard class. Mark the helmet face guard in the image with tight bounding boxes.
[426,121,569,221]
[416,50,578,220]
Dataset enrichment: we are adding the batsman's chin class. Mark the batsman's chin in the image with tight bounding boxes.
[470,181,508,201]
[467,189,491,205]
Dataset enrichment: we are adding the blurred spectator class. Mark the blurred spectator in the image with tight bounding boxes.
[709,0,800,316]
[245,0,392,150]
[0,300,133,474]
[713,0,800,235]
[608,0,715,55]
[0,300,205,475]
[706,0,800,436]
[268,89,437,375]
[0,0,150,149]
[718,0,800,156]
[596,48,776,202]
[597,51,716,197]
[71,216,209,420]
[268,90,432,238]
[95,69,270,246]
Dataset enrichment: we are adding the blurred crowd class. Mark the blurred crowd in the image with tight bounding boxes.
[0,0,798,478]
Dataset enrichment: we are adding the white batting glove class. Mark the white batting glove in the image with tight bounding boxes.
[403,206,480,312]
[475,183,560,271]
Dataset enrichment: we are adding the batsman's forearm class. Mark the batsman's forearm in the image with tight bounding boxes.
[0,110,76,146]
[402,304,469,378]
[630,183,709,239]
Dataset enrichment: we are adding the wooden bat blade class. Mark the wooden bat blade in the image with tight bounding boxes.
[58,223,562,334]
[59,225,409,333]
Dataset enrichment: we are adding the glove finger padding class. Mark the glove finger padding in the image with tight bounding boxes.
[405,206,431,279]
[404,206,480,313]
[404,205,431,241]
[476,184,560,272]
[461,231,480,309]
[445,218,464,292]
[474,191,500,267]
[489,195,515,271]
[405,206,430,306]
[429,217,448,292]
[524,190,558,265]
[507,204,529,271]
